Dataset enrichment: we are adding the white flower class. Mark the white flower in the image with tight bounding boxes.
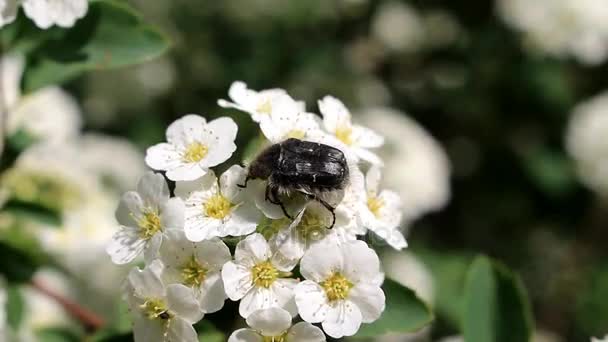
[0,0,18,27]
[357,107,450,223]
[107,172,185,264]
[371,1,425,52]
[228,308,326,342]
[176,165,260,241]
[221,233,298,318]
[146,114,238,181]
[22,0,88,29]
[294,240,385,338]
[125,261,203,342]
[381,250,434,303]
[358,166,407,250]
[566,91,608,196]
[218,81,305,123]
[592,335,608,342]
[259,105,322,143]
[497,0,608,65]
[318,96,384,165]
[158,229,231,314]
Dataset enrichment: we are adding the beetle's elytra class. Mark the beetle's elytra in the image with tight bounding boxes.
[238,138,349,228]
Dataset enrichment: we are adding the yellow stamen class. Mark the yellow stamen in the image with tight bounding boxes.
[262,333,288,342]
[335,125,353,146]
[367,196,384,218]
[251,261,279,288]
[183,142,208,163]
[321,272,353,302]
[181,255,208,287]
[140,298,171,320]
[204,194,233,219]
[286,130,306,139]
[257,99,273,115]
[136,210,162,239]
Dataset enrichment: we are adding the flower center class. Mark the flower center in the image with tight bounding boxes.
[297,211,327,240]
[251,261,279,288]
[140,298,171,320]
[257,217,290,240]
[262,333,287,342]
[335,125,353,146]
[321,272,353,302]
[204,194,233,219]
[257,98,273,115]
[136,210,162,239]
[183,142,209,163]
[367,196,384,218]
[286,129,306,139]
[181,255,208,287]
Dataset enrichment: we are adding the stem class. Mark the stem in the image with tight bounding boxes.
[31,278,105,331]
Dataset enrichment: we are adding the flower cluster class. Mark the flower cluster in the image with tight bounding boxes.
[108,81,416,340]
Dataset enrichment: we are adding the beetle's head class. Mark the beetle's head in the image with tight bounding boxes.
[247,143,281,180]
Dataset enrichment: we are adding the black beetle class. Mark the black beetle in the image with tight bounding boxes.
[238,138,349,228]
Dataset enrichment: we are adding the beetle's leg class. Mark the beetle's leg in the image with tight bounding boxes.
[297,190,336,229]
[237,176,251,188]
[269,186,293,220]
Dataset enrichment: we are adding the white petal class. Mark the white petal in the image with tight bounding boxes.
[160,197,185,230]
[348,283,385,323]
[166,114,206,146]
[166,162,207,181]
[137,172,170,208]
[223,204,260,237]
[220,164,247,201]
[194,238,232,270]
[133,314,164,342]
[228,329,263,342]
[115,191,144,226]
[222,261,253,301]
[341,240,381,283]
[288,322,327,342]
[166,318,198,342]
[145,143,183,172]
[322,300,362,338]
[294,280,329,323]
[271,278,299,316]
[234,233,272,266]
[199,117,238,167]
[127,263,165,299]
[159,229,194,269]
[318,96,351,133]
[175,170,217,198]
[106,226,145,265]
[299,243,343,283]
[198,272,227,313]
[184,216,223,242]
[239,286,282,318]
[353,147,383,166]
[166,284,204,323]
[143,233,163,263]
[22,0,88,29]
[246,307,292,336]
[0,0,18,28]
[352,124,384,149]
[365,166,382,197]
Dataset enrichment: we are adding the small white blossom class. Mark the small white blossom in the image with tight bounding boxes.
[382,250,434,303]
[146,114,238,181]
[592,335,608,342]
[218,81,305,123]
[22,0,88,29]
[294,240,385,339]
[107,172,185,264]
[259,106,322,144]
[566,91,608,196]
[228,308,326,342]
[158,229,231,314]
[176,165,260,241]
[221,233,298,318]
[0,0,18,27]
[125,261,203,342]
[318,96,384,165]
[358,166,407,250]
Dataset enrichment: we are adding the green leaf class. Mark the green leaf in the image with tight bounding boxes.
[23,0,170,92]
[3,201,62,227]
[6,285,24,330]
[197,321,225,342]
[36,327,81,342]
[463,256,533,342]
[354,278,434,338]
[0,241,41,283]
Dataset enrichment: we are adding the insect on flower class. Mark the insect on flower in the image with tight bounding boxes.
[238,138,349,228]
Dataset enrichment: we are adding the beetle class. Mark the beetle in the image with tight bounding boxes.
[238,138,349,228]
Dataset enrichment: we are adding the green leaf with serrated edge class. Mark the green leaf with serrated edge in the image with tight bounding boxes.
[463,256,534,342]
[22,0,170,92]
[354,278,434,338]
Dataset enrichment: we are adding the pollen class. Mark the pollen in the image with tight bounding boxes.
[286,129,306,139]
[136,210,162,239]
[182,142,209,163]
[335,125,353,146]
[204,194,233,219]
[321,272,353,302]
[181,255,208,287]
[140,298,171,320]
[251,261,279,288]
[257,98,273,115]
[367,196,384,218]
[262,333,288,342]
